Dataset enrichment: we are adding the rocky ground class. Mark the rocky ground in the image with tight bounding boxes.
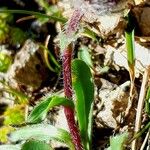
[0,0,150,149]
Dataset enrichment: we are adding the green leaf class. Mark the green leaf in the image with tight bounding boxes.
[145,86,150,115]
[4,105,25,125]
[49,96,74,109]
[0,52,12,72]
[80,27,98,42]
[109,133,128,150]
[78,45,93,69]
[27,96,74,123]
[9,124,74,150]
[21,140,53,150]
[27,97,52,123]
[125,30,135,66]
[0,10,67,23]
[71,59,94,150]
[0,145,21,150]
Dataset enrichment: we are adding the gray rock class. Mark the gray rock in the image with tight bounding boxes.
[96,80,131,128]
[6,39,48,91]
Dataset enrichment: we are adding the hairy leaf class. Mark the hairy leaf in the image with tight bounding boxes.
[9,124,74,149]
[21,140,53,150]
[27,96,74,123]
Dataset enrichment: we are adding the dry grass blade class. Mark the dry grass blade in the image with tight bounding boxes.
[140,129,150,150]
[132,66,150,150]
[43,35,54,72]
[16,15,35,23]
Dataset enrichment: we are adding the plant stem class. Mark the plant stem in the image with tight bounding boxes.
[62,44,82,150]
[60,8,84,150]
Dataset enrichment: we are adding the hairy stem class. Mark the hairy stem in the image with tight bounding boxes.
[62,44,82,150]
[60,8,84,150]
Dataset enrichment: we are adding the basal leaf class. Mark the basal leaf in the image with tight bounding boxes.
[21,140,53,150]
[9,124,74,150]
[27,96,74,123]
[71,59,94,150]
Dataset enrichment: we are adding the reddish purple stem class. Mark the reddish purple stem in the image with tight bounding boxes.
[62,46,82,150]
[62,8,84,150]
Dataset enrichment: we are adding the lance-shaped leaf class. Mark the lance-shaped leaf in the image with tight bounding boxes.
[21,140,53,150]
[27,96,74,123]
[71,59,94,150]
[9,124,74,150]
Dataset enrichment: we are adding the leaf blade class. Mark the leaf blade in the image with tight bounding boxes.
[71,59,94,149]
[0,9,67,23]
[21,140,53,150]
[78,45,93,69]
[125,30,135,66]
[27,96,74,123]
[9,124,74,150]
